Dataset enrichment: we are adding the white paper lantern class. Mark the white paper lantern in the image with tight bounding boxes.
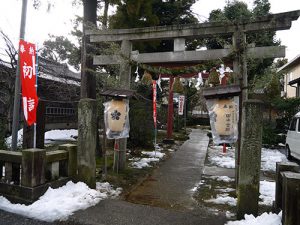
[107,99,127,132]
[104,99,130,139]
[213,99,237,136]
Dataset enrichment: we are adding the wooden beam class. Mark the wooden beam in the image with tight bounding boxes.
[0,150,22,164]
[46,150,68,163]
[93,46,285,65]
[87,10,300,42]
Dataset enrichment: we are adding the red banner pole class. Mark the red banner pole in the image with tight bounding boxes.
[33,45,38,148]
[153,80,157,128]
[153,80,157,155]
[223,143,227,153]
[11,0,28,150]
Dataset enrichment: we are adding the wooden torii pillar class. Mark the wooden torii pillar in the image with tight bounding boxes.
[86,10,299,173]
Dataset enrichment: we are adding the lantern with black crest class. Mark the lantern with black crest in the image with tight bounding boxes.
[101,89,135,139]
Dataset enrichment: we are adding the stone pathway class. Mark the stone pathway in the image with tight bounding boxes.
[126,129,210,210]
[61,199,227,225]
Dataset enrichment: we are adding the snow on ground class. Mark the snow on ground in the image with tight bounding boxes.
[208,146,236,169]
[205,145,282,213]
[205,193,237,206]
[5,129,23,148]
[259,180,275,206]
[190,180,204,192]
[208,146,288,172]
[129,157,160,169]
[211,176,234,182]
[44,129,77,143]
[129,150,166,169]
[154,144,163,151]
[190,176,234,193]
[209,155,236,168]
[261,148,287,172]
[216,187,235,193]
[225,212,282,225]
[96,182,122,198]
[0,181,122,222]
[5,129,78,148]
[226,211,236,219]
[200,180,275,207]
[141,151,165,158]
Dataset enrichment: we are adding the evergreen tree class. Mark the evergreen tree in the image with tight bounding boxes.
[110,0,159,29]
[224,1,252,22]
[110,0,197,29]
[206,0,279,83]
[152,0,197,26]
[41,35,81,70]
[110,0,198,52]
[206,1,251,49]
[265,73,281,101]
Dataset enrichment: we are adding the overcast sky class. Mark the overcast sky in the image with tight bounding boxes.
[0,0,299,61]
[191,0,300,61]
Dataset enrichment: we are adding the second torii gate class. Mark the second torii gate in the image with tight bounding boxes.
[145,65,211,141]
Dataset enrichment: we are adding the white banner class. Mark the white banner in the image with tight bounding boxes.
[178,95,185,115]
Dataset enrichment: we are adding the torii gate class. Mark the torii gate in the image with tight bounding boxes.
[86,10,299,149]
[78,10,299,215]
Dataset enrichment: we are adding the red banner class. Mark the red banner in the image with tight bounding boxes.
[152,80,157,128]
[19,40,38,126]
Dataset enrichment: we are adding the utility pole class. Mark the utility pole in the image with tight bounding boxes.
[11,0,28,150]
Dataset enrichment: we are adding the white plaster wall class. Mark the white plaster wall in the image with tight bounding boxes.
[284,64,300,98]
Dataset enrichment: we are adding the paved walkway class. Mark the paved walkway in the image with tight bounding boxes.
[0,129,228,225]
[127,128,211,209]
[64,129,227,225]
[61,199,226,225]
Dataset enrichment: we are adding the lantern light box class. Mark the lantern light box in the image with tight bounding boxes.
[104,99,129,139]
[100,89,136,139]
[203,85,241,145]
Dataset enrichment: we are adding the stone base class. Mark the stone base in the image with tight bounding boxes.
[78,98,97,189]
[0,177,70,205]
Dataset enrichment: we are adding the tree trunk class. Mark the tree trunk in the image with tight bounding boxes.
[8,96,14,134]
[81,0,97,99]
[103,0,109,28]
[78,0,100,184]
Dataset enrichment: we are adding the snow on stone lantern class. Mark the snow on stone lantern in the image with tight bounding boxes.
[203,85,241,145]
